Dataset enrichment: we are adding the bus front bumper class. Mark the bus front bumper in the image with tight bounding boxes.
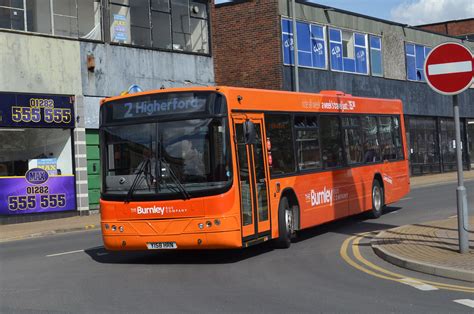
[101,217,242,250]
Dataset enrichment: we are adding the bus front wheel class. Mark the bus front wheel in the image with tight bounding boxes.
[369,179,384,219]
[274,196,293,248]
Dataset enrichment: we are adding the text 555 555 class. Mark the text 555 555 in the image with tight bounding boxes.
[8,194,66,211]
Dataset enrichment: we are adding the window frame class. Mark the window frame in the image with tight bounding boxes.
[108,0,211,56]
[369,35,383,77]
[405,42,431,82]
[328,27,370,75]
[281,17,328,70]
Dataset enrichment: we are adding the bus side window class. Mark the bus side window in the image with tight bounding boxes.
[265,114,296,175]
[320,115,344,168]
[362,116,381,163]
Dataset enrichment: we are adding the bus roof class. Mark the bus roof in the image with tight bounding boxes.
[101,86,403,115]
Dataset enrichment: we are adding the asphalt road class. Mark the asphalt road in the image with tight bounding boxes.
[1,181,473,313]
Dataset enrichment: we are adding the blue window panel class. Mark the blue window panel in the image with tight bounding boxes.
[282,33,294,65]
[312,38,326,68]
[406,43,415,55]
[406,55,416,80]
[298,52,312,67]
[354,33,366,47]
[297,22,311,52]
[281,19,292,34]
[330,42,343,70]
[310,24,324,39]
[370,49,383,76]
[370,36,381,49]
[343,58,356,73]
[329,28,341,42]
[424,47,431,57]
[355,47,368,74]
[415,45,425,68]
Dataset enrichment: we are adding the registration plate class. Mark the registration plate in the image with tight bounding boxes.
[146,242,177,249]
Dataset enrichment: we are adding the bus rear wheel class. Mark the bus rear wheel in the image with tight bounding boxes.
[274,196,293,248]
[368,179,384,219]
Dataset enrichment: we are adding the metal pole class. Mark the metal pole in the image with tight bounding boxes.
[291,0,299,92]
[453,94,469,254]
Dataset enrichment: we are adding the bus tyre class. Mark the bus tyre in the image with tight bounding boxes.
[275,197,293,248]
[369,180,384,219]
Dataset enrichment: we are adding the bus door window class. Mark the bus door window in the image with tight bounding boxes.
[235,124,253,226]
[251,125,269,222]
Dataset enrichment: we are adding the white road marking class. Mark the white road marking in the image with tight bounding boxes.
[453,299,474,308]
[46,249,84,257]
[399,278,438,291]
[428,61,472,75]
[387,210,399,215]
[400,197,413,201]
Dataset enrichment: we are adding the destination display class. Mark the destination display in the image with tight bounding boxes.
[0,168,76,215]
[109,93,208,121]
[0,93,75,128]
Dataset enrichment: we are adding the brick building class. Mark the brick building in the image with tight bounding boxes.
[211,0,474,176]
[417,18,474,41]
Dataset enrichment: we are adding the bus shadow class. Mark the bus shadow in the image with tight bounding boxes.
[294,206,402,243]
[84,243,275,265]
[85,206,401,265]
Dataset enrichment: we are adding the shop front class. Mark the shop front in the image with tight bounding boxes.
[0,93,76,221]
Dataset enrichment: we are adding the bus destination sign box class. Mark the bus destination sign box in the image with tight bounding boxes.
[111,94,207,120]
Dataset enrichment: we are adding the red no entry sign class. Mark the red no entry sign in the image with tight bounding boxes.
[424,42,474,95]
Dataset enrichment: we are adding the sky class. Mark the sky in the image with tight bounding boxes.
[215,0,474,25]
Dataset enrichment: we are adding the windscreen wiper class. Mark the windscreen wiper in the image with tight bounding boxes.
[160,158,191,200]
[124,159,150,204]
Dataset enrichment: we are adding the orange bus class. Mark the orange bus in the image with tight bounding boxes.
[99,87,409,250]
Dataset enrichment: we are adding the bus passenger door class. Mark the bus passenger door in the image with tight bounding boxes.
[233,114,271,243]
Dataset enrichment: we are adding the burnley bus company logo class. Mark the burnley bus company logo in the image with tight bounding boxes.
[131,205,187,215]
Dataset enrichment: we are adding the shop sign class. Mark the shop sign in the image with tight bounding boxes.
[0,93,75,128]
[0,169,76,215]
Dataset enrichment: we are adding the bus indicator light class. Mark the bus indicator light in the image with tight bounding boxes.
[266,138,272,151]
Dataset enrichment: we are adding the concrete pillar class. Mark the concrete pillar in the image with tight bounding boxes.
[74,95,90,215]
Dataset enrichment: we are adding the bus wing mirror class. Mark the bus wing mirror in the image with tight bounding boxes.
[243,120,257,145]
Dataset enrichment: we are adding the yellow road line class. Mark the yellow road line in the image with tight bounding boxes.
[341,233,474,293]
[352,233,474,292]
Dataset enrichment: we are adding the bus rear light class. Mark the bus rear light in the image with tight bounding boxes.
[214,219,221,226]
[206,221,212,228]
[104,224,109,230]
[119,226,124,232]
[111,225,117,231]
[198,223,204,229]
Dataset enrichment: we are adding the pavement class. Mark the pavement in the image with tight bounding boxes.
[1,170,473,281]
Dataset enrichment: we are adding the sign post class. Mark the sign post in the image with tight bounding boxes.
[424,42,473,254]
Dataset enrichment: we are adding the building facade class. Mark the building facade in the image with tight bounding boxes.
[0,0,214,223]
[211,0,474,176]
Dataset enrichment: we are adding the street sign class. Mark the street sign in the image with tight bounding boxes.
[424,42,473,96]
